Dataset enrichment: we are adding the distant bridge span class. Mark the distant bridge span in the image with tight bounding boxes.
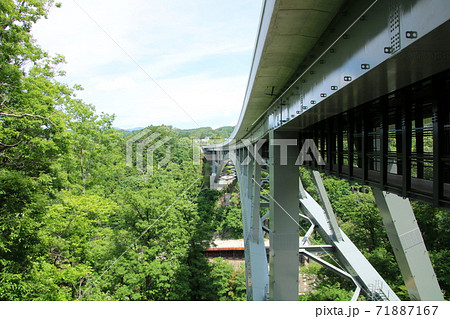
[205,0,449,301]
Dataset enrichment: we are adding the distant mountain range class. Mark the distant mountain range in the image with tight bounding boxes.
[176,126,234,139]
[115,125,235,139]
[114,127,145,132]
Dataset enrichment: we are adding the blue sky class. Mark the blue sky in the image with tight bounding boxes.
[32,0,263,129]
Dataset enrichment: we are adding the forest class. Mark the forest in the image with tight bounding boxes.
[0,0,246,300]
[1,0,449,301]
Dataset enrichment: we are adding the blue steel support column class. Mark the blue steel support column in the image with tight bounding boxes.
[373,189,444,301]
[210,151,216,189]
[235,147,269,301]
[269,130,299,300]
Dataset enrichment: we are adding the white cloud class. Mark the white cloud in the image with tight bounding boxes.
[32,0,263,129]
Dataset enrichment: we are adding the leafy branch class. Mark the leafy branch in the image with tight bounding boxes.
[0,111,56,126]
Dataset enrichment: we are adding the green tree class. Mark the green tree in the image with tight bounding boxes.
[210,258,246,301]
[0,0,72,300]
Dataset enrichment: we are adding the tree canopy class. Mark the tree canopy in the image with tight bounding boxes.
[0,0,244,301]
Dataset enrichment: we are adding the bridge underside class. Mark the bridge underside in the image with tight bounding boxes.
[298,69,450,208]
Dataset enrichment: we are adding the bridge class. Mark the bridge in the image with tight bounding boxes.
[204,0,449,301]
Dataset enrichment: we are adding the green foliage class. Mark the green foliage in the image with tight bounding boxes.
[1,119,245,300]
[196,185,243,239]
[338,191,388,252]
[0,0,244,301]
[299,282,353,301]
[177,126,234,140]
[0,167,54,299]
[210,258,246,301]
[1,0,68,174]
[411,202,450,297]
[215,206,243,238]
[299,261,353,301]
